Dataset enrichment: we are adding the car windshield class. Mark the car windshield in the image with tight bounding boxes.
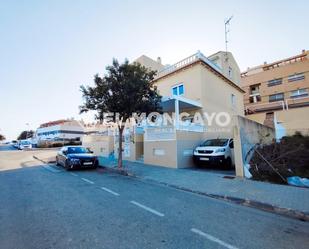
[201,139,229,147]
[67,147,89,154]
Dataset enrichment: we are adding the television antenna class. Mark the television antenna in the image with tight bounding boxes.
[224,16,233,53]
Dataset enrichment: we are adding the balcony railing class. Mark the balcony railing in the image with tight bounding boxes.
[286,95,309,109]
[245,101,285,114]
[156,51,222,79]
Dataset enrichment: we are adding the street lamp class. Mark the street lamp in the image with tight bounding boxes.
[26,123,30,139]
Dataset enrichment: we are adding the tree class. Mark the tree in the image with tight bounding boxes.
[17,130,34,140]
[0,134,5,141]
[80,59,161,168]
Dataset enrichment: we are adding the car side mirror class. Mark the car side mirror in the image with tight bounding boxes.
[63,151,67,155]
[229,143,234,149]
[87,149,93,153]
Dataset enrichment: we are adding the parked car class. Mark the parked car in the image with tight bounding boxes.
[56,146,98,170]
[18,140,32,150]
[12,140,18,148]
[193,138,234,168]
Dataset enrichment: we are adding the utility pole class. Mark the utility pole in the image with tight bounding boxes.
[224,16,233,54]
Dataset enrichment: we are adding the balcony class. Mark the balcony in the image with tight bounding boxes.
[156,51,222,79]
[286,95,309,109]
[245,101,285,114]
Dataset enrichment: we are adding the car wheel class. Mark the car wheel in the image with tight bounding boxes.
[56,157,60,166]
[225,157,232,169]
[64,160,72,171]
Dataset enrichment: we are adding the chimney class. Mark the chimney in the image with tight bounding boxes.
[157,57,162,64]
[302,49,306,54]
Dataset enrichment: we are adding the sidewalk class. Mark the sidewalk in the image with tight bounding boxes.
[99,157,309,221]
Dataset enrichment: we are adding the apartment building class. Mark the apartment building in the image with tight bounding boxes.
[241,50,309,135]
[36,119,84,141]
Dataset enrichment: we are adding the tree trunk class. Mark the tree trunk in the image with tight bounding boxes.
[117,126,124,168]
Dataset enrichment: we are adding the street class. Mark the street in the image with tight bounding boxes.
[0,146,309,249]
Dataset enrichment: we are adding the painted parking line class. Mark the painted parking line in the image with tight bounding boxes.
[70,172,78,177]
[130,201,164,217]
[43,165,62,173]
[100,187,120,196]
[191,228,239,249]
[81,178,94,184]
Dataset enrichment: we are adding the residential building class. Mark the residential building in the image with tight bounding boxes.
[134,55,165,72]
[208,51,241,85]
[132,51,245,168]
[36,119,84,141]
[240,50,309,135]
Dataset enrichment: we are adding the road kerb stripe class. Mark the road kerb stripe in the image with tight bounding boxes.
[70,173,78,177]
[191,228,239,249]
[81,178,94,184]
[130,201,164,217]
[100,187,120,196]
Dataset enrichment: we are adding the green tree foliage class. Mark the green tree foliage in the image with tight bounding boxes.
[17,130,34,140]
[0,134,5,141]
[80,59,161,168]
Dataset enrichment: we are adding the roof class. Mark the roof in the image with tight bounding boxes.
[241,50,308,77]
[153,51,245,93]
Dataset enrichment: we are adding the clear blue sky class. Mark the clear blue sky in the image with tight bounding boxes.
[1,0,308,140]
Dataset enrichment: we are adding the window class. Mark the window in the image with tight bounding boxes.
[268,78,282,87]
[288,73,305,82]
[249,95,261,103]
[249,84,260,95]
[290,88,308,98]
[269,93,284,102]
[172,84,184,96]
[231,94,236,107]
[228,66,233,79]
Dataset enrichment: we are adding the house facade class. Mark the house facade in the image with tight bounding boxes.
[131,51,245,168]
[240,50,309,136]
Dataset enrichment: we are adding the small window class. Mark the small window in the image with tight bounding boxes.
[172,87,178,96]
[228,66,233,79]
[269,93,284,102]
[178,85,184,95]
[288,73,305,82]
[268,78,282,87]
[231,94,236,107]
[172,84,184,96]
[290,88,308,98]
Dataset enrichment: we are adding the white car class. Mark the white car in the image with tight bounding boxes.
[193,138,234,168]
[18,140,32,150]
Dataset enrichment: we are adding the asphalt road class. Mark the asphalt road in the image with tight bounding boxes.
[0,148,309,249]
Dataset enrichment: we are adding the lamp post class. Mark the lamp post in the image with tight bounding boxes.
[26,123,30,139]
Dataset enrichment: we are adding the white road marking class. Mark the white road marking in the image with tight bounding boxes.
[81,178,94,184]
[43,165,61,173]
[130,201,164,217]
[70,173,78,177]
[100,187,120,196]
[191,228,239,249]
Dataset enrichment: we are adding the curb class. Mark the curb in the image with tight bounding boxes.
[101,165,309,222]
[33,156,56,164]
